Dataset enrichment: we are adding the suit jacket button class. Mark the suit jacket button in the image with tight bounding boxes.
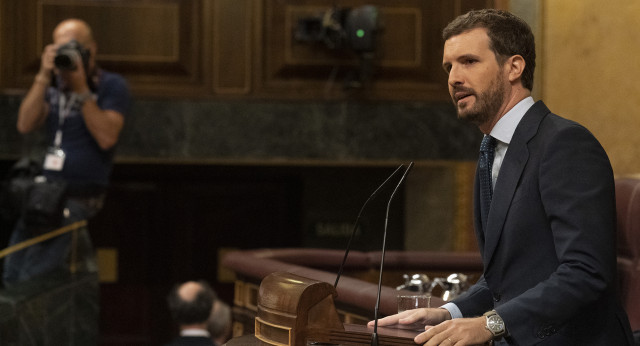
[493,294,501,302]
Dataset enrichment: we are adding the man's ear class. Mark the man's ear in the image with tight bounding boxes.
[507,55,525,83]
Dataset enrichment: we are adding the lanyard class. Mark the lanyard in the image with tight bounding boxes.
[54,92,77,148]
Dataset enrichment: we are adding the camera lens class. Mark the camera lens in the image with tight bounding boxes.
[54,42,82,71]
[54,52,77,70]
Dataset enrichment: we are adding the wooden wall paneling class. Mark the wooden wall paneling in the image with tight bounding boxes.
[213,0,252,95]
[255,0,499,101]
[0,1,39,92]
[455,0,500,14]
[256,0,497,101]
[371,0,499,100]
[1,0,499,99]
[0,1,6,89]
[84,0,214,97]
[0,0,213,98]
[371,1,452,100]
[258,0,399,99]
[92,181,165,344]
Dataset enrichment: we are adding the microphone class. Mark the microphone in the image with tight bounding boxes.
[334,164,406,289]
[371,161,414,346]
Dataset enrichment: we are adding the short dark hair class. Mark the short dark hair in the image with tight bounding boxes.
[442,9,536,91]
[167,280,217,325]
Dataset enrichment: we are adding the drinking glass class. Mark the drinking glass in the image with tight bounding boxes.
[397,294,431,313]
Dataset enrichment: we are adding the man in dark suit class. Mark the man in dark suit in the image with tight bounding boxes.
[165,280,217,346]
[369,9,634,345]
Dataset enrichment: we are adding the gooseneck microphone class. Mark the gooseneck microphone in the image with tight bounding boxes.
[371,161,414,346]
[334,164,406,289]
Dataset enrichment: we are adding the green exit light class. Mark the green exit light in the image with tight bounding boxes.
[356,29,365,38]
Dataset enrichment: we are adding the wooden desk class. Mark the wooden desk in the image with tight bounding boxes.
[225,324,419,346]
[242,271,423,346]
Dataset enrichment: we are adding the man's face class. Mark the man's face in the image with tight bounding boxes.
[442,28,507,126]
[53,22,96,72]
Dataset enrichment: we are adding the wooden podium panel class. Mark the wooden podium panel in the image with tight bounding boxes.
[330,324,419,345]
[255,271,344,345]
[226,324,419,346]
[248,271,418,346]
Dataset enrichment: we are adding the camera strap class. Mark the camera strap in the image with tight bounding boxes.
[54,92,77,148]
[44,92,77,172]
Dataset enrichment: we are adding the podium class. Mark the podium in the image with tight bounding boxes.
[244,271,418,346]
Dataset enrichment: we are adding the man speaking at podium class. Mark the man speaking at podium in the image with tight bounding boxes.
[369,9,633,346]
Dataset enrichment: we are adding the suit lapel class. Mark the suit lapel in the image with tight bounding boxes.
[482,101,550,267]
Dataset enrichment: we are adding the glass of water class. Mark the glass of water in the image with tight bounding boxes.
[397,294,431,313]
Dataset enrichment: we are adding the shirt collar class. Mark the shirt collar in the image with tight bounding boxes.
[180,328,211,338]
[490,96,535,145]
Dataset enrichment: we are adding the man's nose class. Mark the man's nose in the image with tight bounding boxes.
[448,65,464,87]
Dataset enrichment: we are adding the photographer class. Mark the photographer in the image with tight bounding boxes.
[3,19,130,285]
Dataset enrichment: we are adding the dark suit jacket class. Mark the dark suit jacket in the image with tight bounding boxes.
[164,335,216,346]
[452,101,634,345]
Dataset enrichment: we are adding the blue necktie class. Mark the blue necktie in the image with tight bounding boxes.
[479,135,496,230]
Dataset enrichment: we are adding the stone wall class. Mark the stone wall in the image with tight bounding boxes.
[0,95,480,163]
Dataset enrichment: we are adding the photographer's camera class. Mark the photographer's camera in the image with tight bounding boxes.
[54,40,90,71]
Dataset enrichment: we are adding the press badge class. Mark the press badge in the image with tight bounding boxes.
[43,147,66,171]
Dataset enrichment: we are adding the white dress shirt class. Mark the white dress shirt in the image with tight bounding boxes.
[180,328,211,337]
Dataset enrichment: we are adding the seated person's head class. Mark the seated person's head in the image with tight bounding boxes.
[167,280,216,328]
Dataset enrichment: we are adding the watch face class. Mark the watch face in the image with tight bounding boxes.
[488,315,505,333]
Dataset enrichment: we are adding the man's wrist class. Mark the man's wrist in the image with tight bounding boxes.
[480,316,495,344]
[440,302,463,319]
[483,310,507,340]
[34,73,51,86]
[439,307,452,320]
[75,91,93,105]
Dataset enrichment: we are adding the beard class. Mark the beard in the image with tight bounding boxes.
[452,71,506,126]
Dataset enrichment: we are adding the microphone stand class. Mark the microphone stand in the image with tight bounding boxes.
[334,164,405,289]
[371,162,414,346]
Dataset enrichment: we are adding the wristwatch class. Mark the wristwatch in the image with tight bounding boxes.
[76,91,93,105]
[484,310,506,339]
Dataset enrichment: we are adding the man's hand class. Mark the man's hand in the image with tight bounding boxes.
[367,308,451,331]
[414,316,493,346]
[18,44,58,134]
[40,44,57,75]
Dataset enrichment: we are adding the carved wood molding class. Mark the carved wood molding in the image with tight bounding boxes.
[1,0,213,97]
[1,0,497,100]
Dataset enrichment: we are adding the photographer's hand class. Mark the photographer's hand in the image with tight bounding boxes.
[17,44,57,134]
[39,44,57,78]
